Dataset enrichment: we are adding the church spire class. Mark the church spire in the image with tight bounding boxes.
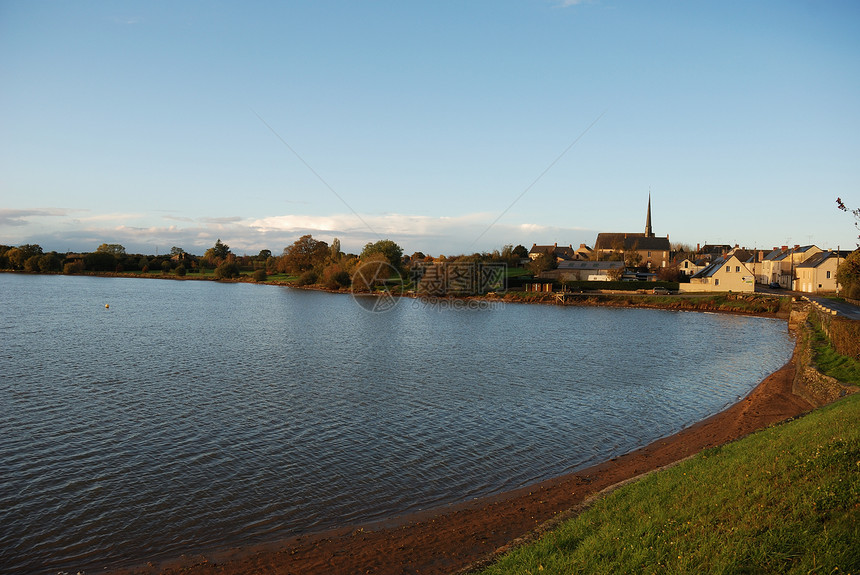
[645,193,654,238]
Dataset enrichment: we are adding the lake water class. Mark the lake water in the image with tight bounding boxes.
[0,274,793,574]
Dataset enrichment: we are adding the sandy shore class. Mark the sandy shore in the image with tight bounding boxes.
[119,340,814,575]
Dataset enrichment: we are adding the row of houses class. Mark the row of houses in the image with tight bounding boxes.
[528,195,849,294]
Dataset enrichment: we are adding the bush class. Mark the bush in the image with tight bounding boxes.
[63,261,85,274]
[214,262,241,279]
[322,263,350,289]
[23,255,41,273]
[297,270,318,286]
[829,317,860,361]
[175,264,187,277]
[38,254,62,273]
[252,269,267,282]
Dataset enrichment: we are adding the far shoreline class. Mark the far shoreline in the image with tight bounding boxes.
[2,269,794,320]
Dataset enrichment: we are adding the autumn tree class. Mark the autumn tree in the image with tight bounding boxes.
[361,239,403,270]
[97,243,126,256]
[279,234,329,274]
[836,198,860,296]
[202,239,231,268]
[330,238,342,262]
[352,252,393,292]
[527,251,557,276]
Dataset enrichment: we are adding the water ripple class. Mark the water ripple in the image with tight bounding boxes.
[0,275,792,574]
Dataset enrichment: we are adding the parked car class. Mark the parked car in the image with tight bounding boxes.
[652,287,671,295]
[768,282,781,289]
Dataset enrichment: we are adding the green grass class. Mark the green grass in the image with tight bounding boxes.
[809,317,860,384]
[479,394,860,575]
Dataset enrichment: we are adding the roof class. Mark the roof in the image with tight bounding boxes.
[796,250,850,269]
[529,244,577,260]
[557,260,624,271]
[691,256,728,279]
[594,233,671,251]
[763,248,785,261]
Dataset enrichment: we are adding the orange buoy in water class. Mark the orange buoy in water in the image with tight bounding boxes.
[105,304,109,309]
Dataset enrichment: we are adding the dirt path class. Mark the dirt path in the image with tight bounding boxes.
[121,349,812,575]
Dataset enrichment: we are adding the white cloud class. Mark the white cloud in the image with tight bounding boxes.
[1,208,598,257]
[0,208,71,227]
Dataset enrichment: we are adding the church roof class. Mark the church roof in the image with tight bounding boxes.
[594,233,671,251]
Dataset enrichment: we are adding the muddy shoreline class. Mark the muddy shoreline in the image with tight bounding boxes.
[116,329,814,575]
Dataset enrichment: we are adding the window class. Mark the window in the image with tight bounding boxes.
[647,251,651,257]
[684,261,689,268]
[826,271,831,279]
[736,266,740,272]
[725,266,730,273]
[715,278,720,286]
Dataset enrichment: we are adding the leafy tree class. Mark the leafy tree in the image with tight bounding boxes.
[252,269,267,282]
[330,238,342,262]
[214,261,240,279]
[836,250,860,299]
[38,253,62,273]
[64,260,84,274]
[7,244,43,269]
[257,249,272,260]
[280,235,329,273]
[527,251,557,276]
[175,264,187,277]
[361,239,403,269]
[512,245,529,259]
[170,246,185,256]
[297,270,318,286]
[202,239,231,267]
[321,263,350,289]
[23,255,41,273]
[624,244,643,270]
[97,243,126,256]
[84,251,117,271]
[352,252,393,291]
[836,198,860,296]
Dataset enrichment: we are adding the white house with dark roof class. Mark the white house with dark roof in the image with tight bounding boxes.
[679,254,755,293]
[796,251,849,294]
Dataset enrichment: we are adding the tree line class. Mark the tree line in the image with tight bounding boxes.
[0,238,532,291]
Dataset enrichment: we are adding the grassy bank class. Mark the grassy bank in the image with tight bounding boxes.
[808,313,860,384]
[478,393,860,575]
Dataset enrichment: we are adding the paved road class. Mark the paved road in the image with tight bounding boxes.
[805,295,860,320]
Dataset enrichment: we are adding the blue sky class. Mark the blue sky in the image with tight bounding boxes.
[2,1,859,256]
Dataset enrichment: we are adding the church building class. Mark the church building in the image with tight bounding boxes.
[593,195,671,270]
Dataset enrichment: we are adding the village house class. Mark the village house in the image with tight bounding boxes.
[795,251,849,294]
[680,254,755,293]
[594,195,671,270]
[550,260,625,282]
[759,245,823,288]
[528,243,577,262]
[675,257,709,278]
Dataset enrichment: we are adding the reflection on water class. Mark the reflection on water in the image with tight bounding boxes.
[0,274,792,573]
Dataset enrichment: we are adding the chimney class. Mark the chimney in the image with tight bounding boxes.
[696,243,700,252]
[794,244,800,250]
[781,246,788,251]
